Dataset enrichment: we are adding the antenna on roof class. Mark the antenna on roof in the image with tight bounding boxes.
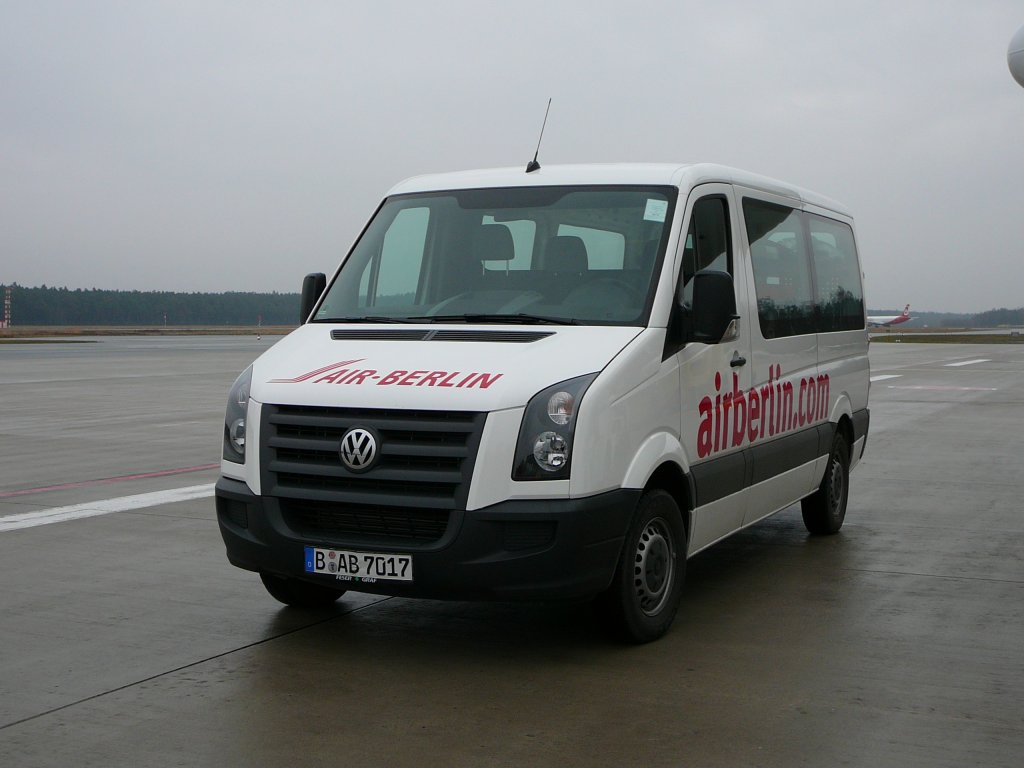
[525,98,552,173]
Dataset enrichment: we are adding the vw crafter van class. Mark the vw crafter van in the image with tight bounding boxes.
[216,163,870,643]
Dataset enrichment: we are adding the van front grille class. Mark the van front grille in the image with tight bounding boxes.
[261,405,484,544]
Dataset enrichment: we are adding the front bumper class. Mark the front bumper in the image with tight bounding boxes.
[216,477,639,601]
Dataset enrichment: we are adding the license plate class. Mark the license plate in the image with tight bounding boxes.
[304,546,413,583]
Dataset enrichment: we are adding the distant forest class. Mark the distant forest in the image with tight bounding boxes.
[1,284,300,326]
[1,283,1022,328]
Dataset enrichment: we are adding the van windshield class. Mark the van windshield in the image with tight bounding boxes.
[314,185,676,326]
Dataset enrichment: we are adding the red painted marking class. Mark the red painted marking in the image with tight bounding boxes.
[0,463,220,499]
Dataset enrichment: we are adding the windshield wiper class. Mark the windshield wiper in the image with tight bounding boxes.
[406,313,580,325]
[314,316,417,324]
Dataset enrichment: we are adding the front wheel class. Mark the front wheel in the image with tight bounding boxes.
[598,489,686,644]
[260,573,346,608]
[801,430,850,535]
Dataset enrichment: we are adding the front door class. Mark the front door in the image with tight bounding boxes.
[673,185,754,552]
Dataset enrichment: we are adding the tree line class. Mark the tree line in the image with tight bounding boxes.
[2,283,1022,328]
[1,284,300,326]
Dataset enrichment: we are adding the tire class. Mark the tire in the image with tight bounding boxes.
[260,572,346,609]
[599,489,686,644]
[801,429,850,535]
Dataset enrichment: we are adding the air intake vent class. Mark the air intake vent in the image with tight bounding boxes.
[431,330,553,343]
[280,499,450,544]
[331,329,431,341]
[330,329,553,343]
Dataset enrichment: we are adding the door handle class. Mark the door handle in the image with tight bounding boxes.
[730,352,747,368]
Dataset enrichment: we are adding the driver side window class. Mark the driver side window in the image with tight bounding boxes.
[680,196,732,305]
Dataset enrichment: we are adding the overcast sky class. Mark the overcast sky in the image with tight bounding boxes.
[2,1,1023,312]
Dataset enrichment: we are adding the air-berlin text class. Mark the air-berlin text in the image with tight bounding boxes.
[270,360,502,389]
[697,365,830,459]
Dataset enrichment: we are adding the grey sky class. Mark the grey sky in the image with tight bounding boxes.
[2,1,1022,313]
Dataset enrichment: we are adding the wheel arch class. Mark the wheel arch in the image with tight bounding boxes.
[827,392,855,450]
[828,392,853,433]
[835,411,854,448]
[642,461,693,551]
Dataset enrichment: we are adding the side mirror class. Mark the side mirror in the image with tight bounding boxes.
[691,270,737,343]
[300,273,326,324]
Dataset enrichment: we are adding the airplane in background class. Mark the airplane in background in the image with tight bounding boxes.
[868,304,911,327]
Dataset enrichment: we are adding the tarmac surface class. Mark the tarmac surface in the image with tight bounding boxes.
[1,336,1022,767]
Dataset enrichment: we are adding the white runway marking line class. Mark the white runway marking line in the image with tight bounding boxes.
[945,359,991,367]
[887,385,997,392]
[0,484,215,532]
[870,374,902,382]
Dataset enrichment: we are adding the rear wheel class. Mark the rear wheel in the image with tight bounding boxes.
[260,573,346,608]
[599,489,686,643]
[801,430,850,535]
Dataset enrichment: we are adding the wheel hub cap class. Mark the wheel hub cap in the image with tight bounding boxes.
[634,518,674,616]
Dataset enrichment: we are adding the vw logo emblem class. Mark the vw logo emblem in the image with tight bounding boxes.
[339,427,378,472]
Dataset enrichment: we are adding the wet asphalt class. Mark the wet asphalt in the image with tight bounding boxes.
[0,336,1021,767]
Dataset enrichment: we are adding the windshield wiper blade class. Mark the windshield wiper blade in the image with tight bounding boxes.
[406,313,579,325]
[315,316,417,324]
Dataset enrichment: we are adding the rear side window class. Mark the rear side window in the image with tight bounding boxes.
[744,199,864,337]
[808,215,864,331]
[744,199,815,338]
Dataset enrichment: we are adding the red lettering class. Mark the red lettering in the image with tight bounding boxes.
[437,372,460,388]
[713,373,722,452]
[378,370,407,386]
[774,383,783,434]
[721,391,732,450]
[748,388,760,443]
[817,374,830,420]
[314,369,348,384]
[468,372,503,389]
[698,365,835,456]
[781,381,793,432]
[759,383,770,438]
[345,369,376,385]
[697,396,714,458]
[398,370,427,386]
[731,372,747,447]
[417,371,446,387]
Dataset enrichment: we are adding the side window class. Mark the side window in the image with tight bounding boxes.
[361,207,429,308]
[809,215,864,331]
[744,199,814,338]
[680,196,731,305]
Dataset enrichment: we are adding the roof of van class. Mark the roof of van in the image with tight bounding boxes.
[386,163,851,216]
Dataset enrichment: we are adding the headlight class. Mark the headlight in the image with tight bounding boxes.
[223,365,253,463]
[512,373,597,481]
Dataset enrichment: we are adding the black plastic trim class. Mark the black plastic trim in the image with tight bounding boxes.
[691,424,827,507]
[216,477,639,601]
[853,408,870,443]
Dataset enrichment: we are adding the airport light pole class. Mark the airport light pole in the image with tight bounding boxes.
[1010,24,1024,88]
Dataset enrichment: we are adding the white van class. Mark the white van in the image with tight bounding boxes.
[216,163,869,642]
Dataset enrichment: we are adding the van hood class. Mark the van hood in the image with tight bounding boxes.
[250,324,642,411]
